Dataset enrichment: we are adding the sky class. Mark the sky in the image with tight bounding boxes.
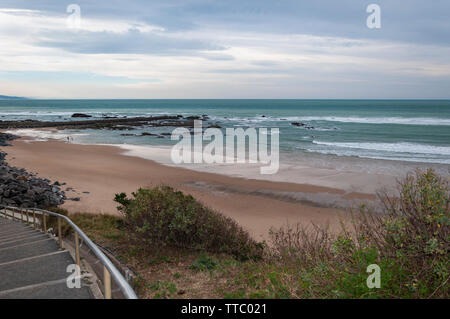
[0,0,449,99]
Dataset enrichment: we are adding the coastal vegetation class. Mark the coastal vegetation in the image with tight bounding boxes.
[51,169,448,299]
[114,186,264,261]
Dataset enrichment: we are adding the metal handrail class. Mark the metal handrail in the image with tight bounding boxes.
[0,205,138,299]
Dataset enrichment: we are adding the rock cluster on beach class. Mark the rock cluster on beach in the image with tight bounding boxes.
[0,132,20,146]
[0,133,65,208]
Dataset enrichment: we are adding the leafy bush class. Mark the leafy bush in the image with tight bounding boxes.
[190,255,218,272]
[270,169,449,298]
[114,186,263,260]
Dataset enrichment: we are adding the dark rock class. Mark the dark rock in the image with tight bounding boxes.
[17,175,28,182]
[0,115,185,130]
[0,132,19,146]
[0,150,65,208]
[71,113,92,118]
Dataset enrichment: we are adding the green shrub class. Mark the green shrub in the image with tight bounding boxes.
[150,280,177,299]
[190,255,218,272]
[114,186,263,260]
[270,169,449,298]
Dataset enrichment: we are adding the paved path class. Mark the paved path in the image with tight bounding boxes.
[0,216,93,299]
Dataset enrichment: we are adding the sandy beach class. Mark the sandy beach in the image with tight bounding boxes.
[0,135,386,240]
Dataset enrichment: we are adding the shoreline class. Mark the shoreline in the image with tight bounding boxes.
[10,127,444,195]
[1,135,379,240]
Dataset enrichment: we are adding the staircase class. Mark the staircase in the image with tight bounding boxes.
[0,215,93,299]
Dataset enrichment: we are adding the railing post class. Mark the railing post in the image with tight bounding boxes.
[33,210,36,229]
[104,266,112,299]
[74,232,81,267]
[58,217,63,248]
[43,213,47,233]
[26,210,29,224]
[21,209,24,222]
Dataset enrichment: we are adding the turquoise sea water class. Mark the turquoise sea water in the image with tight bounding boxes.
[1,99,450,164]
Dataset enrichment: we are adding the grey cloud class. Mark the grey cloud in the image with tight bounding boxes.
[3,0,450,46]
[36,29,224,55]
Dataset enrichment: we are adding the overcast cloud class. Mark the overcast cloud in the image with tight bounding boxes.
[0,0,449,98]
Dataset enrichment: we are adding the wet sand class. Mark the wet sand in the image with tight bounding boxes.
[2,137,380,240]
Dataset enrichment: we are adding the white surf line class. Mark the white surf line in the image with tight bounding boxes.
[0,238,53,252]
[0,250,67,267]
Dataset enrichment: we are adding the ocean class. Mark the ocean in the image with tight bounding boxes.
[1,99,450,165]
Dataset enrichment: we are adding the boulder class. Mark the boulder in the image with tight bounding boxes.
[71,113,92,118]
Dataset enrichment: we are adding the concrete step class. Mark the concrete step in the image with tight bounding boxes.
[0,251,72,291]
[0,238,60,264]
[0,216,94,299]
[0,233,49,249]
[0,223,34,231]
[0,225,36,233]
[0,281,93,299]
[0,226,36,236]
[0,230,43,242]
[0,250,91,297]
[0,220,33,225]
